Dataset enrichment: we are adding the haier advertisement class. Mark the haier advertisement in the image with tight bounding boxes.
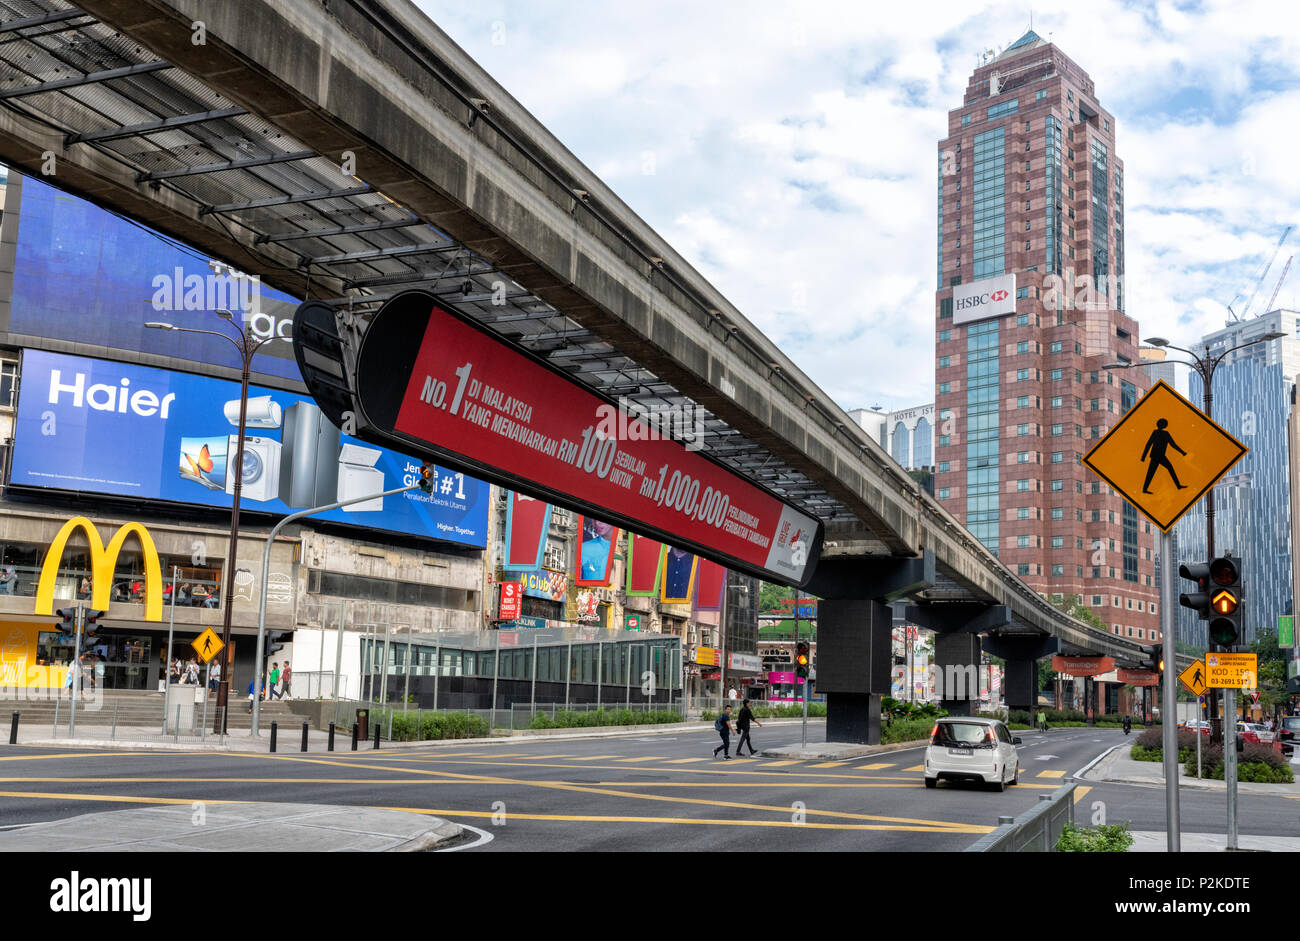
[10,350,488,547]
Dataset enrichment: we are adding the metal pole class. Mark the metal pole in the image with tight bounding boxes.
[596,641,603,710]
[564,642,572,708]
[1200,356,1225,748]
[1225,686,1238,849]
[530,632,538,722]
[164,566,177,730]
[1197,697,1203,778]
[719,574,728,702]
[69,602,82,737]
[333,602,346,705]
[403,628,413,714]
[490,630,500,730]
[625,641,632,711]
[252,485,417,734]
[1160,527,1180,852]
[381,621,392,708]
[433,642,441,712]
[216,339,253,734]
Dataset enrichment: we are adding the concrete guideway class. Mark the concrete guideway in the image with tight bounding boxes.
[0,802,462,852]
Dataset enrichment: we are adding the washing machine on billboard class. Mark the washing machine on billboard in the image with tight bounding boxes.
[226,435,282,502]
[279,401,341,507]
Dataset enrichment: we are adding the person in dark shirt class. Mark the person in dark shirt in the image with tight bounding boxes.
[734,699,762,756]
[713,704,733,759]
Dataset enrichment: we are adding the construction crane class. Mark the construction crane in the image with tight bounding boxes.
[1235,224,1293,320]
[1261,255,1293,317]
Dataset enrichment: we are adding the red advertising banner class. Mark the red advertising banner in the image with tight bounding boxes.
[375,292,820,585]
[1051,655,1116,677]
[693,559,727,612]
[626,534,665,596]
[1117,668,1159,687]
[504,492,551,571]
[575,515,619,586]
[498,581,521,620]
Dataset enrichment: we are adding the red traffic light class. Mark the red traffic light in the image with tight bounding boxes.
[1209,557,1239,587]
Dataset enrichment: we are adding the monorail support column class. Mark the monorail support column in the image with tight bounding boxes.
[904,604,1012,717]
[981,634,1060,718]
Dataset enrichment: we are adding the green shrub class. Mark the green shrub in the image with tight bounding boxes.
[1184,743,1294,783]
[882,716,935,744]
[1056,822,1134,852]
[528,708,682,730]
[379,710,490,741]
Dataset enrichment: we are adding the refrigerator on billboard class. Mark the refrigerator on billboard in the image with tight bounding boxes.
[279,400,341,507]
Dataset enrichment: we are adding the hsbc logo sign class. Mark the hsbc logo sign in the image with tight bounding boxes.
[953,274,1017,325]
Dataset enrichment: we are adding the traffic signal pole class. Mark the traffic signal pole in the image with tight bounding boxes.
[69,602,83,738]
[251,483,419,735]
[1160,529,1180,852]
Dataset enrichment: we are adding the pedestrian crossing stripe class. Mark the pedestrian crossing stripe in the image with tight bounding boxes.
[614,756,666,762]
[856,763,895,770]
[904,765,925,772]
[762,760,802,767]
[1036,770,1066,779]
[512,754,575,760]
[665,758,710,763]
[565,755,619,761]
[809,761,851,768]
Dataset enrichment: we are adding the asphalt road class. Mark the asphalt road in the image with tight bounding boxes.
[0,725,1295,850]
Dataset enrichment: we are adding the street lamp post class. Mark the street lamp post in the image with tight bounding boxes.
[1105,330,1285,748]
[146,313,285,733]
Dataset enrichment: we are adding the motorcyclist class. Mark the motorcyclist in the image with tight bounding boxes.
[1122,714,1132,735]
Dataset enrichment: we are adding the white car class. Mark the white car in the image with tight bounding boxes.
[924,717,1022,791]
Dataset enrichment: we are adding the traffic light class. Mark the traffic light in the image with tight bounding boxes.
[418,461,434,493]
[1139,643,1163,675]
[795,641,810,680]
[55,608,75,640]
[82,609,104,641]
[1206,556,1243,649]
[1178,561,1212,621]
[266,630,289,657]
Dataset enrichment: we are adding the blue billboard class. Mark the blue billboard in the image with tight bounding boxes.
[10,349,489,547]
[8,175,303,382]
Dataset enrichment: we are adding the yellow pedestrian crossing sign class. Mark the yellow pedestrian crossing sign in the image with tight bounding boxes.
[1082,379,1247,531]
[191,627,224,664]
[1178,659,1207,697]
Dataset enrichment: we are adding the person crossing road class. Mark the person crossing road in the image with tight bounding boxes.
[734,699,762,756]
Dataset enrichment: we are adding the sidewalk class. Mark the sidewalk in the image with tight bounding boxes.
[1128,831,1300,852]
[4,718,823,753]
[0,803,461,852]
[1086,744,1300,797]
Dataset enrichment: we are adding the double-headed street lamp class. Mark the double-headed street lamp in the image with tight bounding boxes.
[1104,329,1284,752]
[146,310,286,733]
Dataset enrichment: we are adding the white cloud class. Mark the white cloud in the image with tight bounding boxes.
[418,0,1300,410]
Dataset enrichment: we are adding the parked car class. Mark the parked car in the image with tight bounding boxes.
[924,717,1021,791]
[1181,720,1211,736]
[1278,716,1300,757]
[1238,722,1272,746]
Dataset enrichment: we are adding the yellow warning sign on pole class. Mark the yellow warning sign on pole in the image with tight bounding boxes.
[1204,652,1257,690]
[1178,659,1207,697]
[1082,380,1247,531]
[191,627,225,665]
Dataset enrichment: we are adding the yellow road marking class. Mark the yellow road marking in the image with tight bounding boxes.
[665,758,710,763]
[857,763,895,770]
[564,755,620,761]
[762,760,802,767]
[904,765,925,772]
[257,754,983,831]
[614,756,668,762]
[808,761,850,768]
[1073,785,1092,803]
[0,790,248,807]
[1036,770,1066,779]
[510,754,575,760]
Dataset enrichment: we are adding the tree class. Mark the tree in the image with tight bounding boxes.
[758,582,788,614]
[1051,594,1108,632]
[1251,629,1288,715]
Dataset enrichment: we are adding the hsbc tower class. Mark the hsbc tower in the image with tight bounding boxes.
[933,30,1160,667]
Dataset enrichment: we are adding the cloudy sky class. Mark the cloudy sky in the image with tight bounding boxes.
[417,1,1300,412]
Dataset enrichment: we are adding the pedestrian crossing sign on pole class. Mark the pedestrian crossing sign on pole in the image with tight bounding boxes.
[191,627,224,664]
[1082,379,1247,531]
[1178,659,1207,697]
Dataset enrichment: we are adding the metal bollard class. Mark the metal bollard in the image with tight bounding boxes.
[9,711,17,745]
[174,705,180,742]
[301,721,309,753]
[373,722,380,749]
[111,702,118,741]
[270,720,278,753]
[328,722,336,752]
[351,722,358,751]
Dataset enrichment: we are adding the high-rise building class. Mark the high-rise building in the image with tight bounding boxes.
[1172,309,1300,646]
[934,31,1160,642]
[849,404,935,470]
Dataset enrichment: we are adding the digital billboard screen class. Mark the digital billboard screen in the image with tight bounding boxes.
[10,349,489,547]
[8,175,302,382]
